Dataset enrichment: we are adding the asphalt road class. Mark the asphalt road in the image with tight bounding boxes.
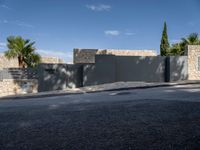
[0,84,200,150]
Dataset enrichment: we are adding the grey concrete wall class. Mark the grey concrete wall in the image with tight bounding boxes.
[83,55,166,86]
[116,56,166,82]
[83,55,116,86]
[168,56,188,82]
[83,55,188,86]
[37,64,83,92]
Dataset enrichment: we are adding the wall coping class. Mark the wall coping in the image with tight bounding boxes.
[1,79,38,82]
[74,48,157,54]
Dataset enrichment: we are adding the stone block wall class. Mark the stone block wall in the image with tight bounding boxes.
[186,45,200,80]
[0,54,64,69]
[41,57,64,64]
[74,49,157,64]
[0,55,19,69]
[106,49,157,56]
[0,79,38,97]
[74,49,99,64]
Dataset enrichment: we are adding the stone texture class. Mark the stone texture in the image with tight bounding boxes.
[185,45,200,80]
[74,49,99,64]
[41,57,64,64]
[0,55,19,69]
[74,49,157,64]
[0,79,38,97]
[0,54,64,69]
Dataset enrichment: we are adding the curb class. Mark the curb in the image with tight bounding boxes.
[82,82,195,93]
[0,91,84,100]
[0,81,200,100]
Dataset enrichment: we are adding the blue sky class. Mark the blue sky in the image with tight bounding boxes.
[0,0,200,62]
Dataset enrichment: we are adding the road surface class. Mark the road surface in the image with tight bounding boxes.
[0,84,200,149]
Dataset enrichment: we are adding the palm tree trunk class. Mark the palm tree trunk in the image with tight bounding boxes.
[18,56,24,68]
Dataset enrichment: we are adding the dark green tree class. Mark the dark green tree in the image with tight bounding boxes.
[160,22,170,56]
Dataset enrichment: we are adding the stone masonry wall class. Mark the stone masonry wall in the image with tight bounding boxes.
[41,57,64,64]
[186,45,200,80]
[0,54,64,69]
[74,49,157,64]
[0,55,19,69]
[0,79,38,97]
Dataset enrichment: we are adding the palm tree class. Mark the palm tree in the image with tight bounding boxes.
[169,43,184,55]
[170,33,200,55]
[4,36,41,68]
[181,33,200,45]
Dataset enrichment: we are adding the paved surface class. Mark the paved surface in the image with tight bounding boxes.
[0,84,200,149]
[2,81,200,100]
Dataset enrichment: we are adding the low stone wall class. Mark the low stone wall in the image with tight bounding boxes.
[74,49,157,64]
[0,79,38,97]
[0,55,19,69]
[41,57,64,64]
[0,54,64,69]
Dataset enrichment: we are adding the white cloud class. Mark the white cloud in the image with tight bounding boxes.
[0,19,34,28]
[0,19,8,23]
[0,42,6,47]
[104,30,136,37]
[104,30,120,36]
[0,4,10,9]
[124,32,135,36]
[170,39,181,44]
[15,20,34,28]
[86,4,111,11]
[37,49,73,63]
[0,42,6,49]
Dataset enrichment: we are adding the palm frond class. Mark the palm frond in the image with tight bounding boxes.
[4,36,41,68]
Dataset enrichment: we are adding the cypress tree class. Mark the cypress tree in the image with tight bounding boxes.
[160,22,170,56]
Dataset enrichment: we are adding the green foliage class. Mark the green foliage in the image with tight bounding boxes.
[169,33,200,55]
[160,22,170,56]
[4,36,41,68]
[169,43,183,56]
